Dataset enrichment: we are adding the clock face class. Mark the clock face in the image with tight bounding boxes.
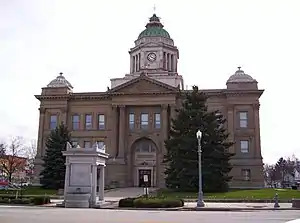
[147,52,157,62]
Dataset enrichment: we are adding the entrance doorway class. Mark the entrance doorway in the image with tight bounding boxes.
[138,169,151,187]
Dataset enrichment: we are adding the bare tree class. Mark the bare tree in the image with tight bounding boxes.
[25,140,37,183]
[0,137,28,182]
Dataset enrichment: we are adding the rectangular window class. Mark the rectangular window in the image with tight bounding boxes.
[154,113,161,129]
[84,141,91,149]
[98,114,105,130]
[50,115,57,129]
[242,169,251,181]
[72,115,80,130]
[239,111,248,128]
[85,114,92,130]
[97,141,104,149]
[129,113,135,130]
[240,140,249,153]
[141,113,148,129]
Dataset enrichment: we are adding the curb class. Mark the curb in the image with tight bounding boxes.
[184,199,292,203]
[96,207,300,211]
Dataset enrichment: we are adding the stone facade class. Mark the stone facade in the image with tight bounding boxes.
[34,14,264,189]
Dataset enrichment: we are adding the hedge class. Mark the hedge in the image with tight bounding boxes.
[0,195,51,205]
[118,197,184,208]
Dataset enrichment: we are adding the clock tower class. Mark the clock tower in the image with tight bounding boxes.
[111,13,184,89]
[129,14,179,76]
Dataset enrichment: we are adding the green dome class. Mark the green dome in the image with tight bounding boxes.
[138,14,171,39]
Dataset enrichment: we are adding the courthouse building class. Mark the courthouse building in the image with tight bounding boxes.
[34,14,264,188]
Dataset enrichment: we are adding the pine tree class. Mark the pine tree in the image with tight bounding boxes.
[40,122,71,189]
[164,86,234,192]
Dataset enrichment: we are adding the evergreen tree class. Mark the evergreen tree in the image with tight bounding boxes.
[164,86,234,192]
[40,122,71,189]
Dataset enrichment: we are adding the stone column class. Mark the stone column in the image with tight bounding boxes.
[37,108,46,157]
[168,54,172,71]
[64,164,70,201]
[162,105,169,143]
[98,166,105,201]
[253,103,261,158]
[227,104,235,154]
[130,56,133,73]
[60,107,67,125]
[118,105,126,158]
[80,114,85,130]
[111,105,118,157]
[91,164,97,205]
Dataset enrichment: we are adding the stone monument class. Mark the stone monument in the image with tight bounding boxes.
[62,142,109,208]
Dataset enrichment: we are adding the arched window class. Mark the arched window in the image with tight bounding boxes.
[134,138,156,153]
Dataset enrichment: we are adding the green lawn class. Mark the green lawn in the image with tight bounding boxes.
[155,188,300,200]
[0,186,57,196]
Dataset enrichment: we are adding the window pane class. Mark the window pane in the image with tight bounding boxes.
[50,115,57,129]
[85,115,92,129]
[155,113,161,129]
[240,120,248,128]
[242,169,251,181]
[84,141,91,148]
[98,115,105,130]
[129,113,134,122]
[99,114,105,122]
[141,113,148,129]
[239,112,247,119]
[240,140,249,153]
[129,113,134,130]
[141,114,148,122]
[72,115,80,130]
[50,115,57,122]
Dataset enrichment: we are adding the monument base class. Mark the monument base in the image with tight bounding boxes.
[64,193,91,208]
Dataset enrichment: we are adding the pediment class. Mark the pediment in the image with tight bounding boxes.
[110,75,178,94]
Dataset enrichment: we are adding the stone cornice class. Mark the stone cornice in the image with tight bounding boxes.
[35,88,264,101]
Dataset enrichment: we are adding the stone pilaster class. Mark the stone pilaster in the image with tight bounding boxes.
[111,105,118,157]
[118,105,126,158]
[60,107,68,125]
[162,104,169,144]
[37,107,46,157]
[98,166,105,201]
[64,163,70,201]
[253,103,261,158]
[227,104,235,153]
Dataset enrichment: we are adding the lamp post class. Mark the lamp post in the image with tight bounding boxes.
[196,130,205,207]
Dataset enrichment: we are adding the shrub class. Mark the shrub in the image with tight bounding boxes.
[118,197,136,207]
[0,198,31,205]
[30,196,51,205]
[10,199,31,204]
[133,198,184,208]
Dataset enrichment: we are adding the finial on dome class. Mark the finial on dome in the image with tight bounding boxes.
[59,72,63,76]
[153,4,156,13]
[237,66,241,70]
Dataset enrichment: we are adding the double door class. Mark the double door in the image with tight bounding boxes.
[138,169,151,187]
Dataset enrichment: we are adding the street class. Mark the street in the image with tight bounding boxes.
[0,206,300,223]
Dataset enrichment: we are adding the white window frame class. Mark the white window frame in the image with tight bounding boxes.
[240,140,249,153]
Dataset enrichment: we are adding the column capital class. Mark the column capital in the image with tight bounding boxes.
[253,103,260,110]
[60,107,68,113]
[39,107,46,114]
[161,104,168,110]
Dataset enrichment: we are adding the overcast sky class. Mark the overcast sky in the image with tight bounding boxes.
[0,0,299,164]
